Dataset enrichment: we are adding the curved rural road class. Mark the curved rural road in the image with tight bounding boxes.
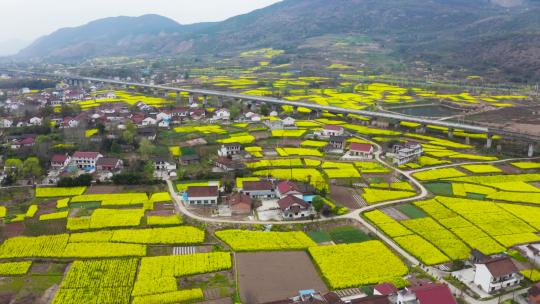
[166,135,539,304]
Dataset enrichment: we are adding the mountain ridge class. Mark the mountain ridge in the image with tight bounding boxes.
[13,0,540,80]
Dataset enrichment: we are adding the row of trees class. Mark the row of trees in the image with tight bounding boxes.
[2,157,42,185]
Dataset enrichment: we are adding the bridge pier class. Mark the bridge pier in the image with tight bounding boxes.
[529,143,535,157]
[416,124,427,134]
[175,91,180,102]
[293,106,298,115]
[188,94,194,105]
[486,134,493,149]
[217,96,223,108]
[202,95,208,106]
[465,137,470,145]
[448,128,454,139]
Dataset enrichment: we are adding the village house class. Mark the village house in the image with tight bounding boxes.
[348,143,374,159]
[170,107,189,118]
[227,192,253,215]
[263,290,347,304]
[156,111,172,122]
[373,283,398,297]
[29,116,42,126]
[142,117,157,126]
[180,154,200,166]
[517,242,540,266]
[529,282,540,304]
[72,151,103,170]
[329,136,348,150]
[190,108,206,120]
[397,283,456,304]
[241,180,276,199]
[321,125,345,137]
[136,127,157,141]
[214,157,243,172]
[96,157,123,172]
[391,142,423,166]
[473,257,522,293]
[0,118,13,128]
[218,143,242,157]
[282,117,296,128]
[10,136,36,149]
[185,186,219,205]
[213,108,231,120]
[278,195,315,219]
[50,154,71,170]
[276,180,304,199]
[152,157,177,172]
[158,120,170,128]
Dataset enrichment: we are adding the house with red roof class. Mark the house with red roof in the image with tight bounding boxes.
[348,143,374,159]
[373,283,398,296]
[72,151,103,170]
[241,180,275,199]
[10,136,35,149]
[321,125,345,137]
[278,195,314,219]
[529,282,540,304]
[227,193,253,215]
[186,186,219,205]
[96,157,123,172]
[397,283,457,304]
[276,181,304,199]
[473,257,522,293]
[50,154,71,169]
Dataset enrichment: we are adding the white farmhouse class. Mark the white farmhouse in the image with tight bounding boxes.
[321,125,344,137]
[213,108,231,120]
[29,117,43,126]
[185,186,219,205]
[141,117,157,126]
[474,257,522,293]
[391,141,423,165]
[72,151,103,170]
[0,118,13,128]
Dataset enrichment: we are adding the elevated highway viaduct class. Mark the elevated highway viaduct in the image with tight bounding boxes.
[3,70,539,156]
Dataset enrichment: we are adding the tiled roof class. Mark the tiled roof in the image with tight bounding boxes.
[187,186,219,198]
[483,257,519,277]
[73,151,101,159]
[277,195,309,211]
[349,142,373,152]
[243,180,273,191]
[51,154,69,163]
[410,283,456,304]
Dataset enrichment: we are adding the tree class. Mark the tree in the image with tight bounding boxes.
[4,158,23,177]
[229,105,241,120]
[138,138,155,160]
[122,121,137,144]
[143,161,155,180]
[260,104,270,116]
[58,174,92,187]
[312,196,326,212]
[23,157,42,180]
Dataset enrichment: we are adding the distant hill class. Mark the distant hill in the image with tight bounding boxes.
[15,0,540,80]
[18,14,207,59]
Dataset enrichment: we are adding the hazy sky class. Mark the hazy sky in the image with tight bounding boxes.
[0,0,281,42]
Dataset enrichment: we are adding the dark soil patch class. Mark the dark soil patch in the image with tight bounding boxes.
[236,251,327,303]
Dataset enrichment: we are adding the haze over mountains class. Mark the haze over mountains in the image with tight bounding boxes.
[14,0,540,80]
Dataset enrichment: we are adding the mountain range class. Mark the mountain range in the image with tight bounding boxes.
[14,0,540,80]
